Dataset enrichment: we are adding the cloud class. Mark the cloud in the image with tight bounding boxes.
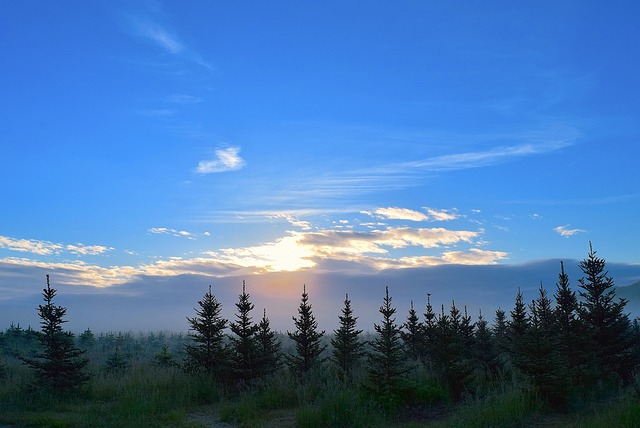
[124,13,212,70]
[367,207,458,222]
[195,146,246,174]
[132,19,184,54]
[268,213,312,231]
[148,227,197,239]
[554,225,587,238]
[168,94,202,104]
[0,236,112,257]
[371,207,428,221]
[0,236,62,255]
[425,208,459,221]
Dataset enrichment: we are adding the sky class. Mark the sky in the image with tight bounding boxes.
[1,1,640,332]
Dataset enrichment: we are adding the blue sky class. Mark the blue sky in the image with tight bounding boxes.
[2,1,640,330]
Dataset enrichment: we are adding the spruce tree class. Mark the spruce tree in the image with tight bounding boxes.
[368,286,409,395]
[554,261,587,389]
[287,285,326,374]
[331,294,366,380]
[492,308,508,370]
[104,347,130,376]
[422,293,437,368]
[506,288,530,375]
[400,301,423,360]
[527,283,566,406]
[256,308,282,376]
[185,285,229,378]
[20,275,89,392]
[229,281,260,383]
[474,310,500,381]
[153,344,178,368]
[577,243,635,384]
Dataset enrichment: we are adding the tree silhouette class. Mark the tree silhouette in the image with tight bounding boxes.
[400,301,423,360]
[287,284,326,374]
[256,308,282,376]
[185,285,229,378]
[368,286,408,395]
[331,294,366,380]
[20,275,89,392]
[577,243,635,384]
[229,281,260,383]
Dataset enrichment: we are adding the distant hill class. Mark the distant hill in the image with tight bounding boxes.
[616,281,640,318]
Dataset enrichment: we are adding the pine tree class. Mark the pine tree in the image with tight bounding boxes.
[256,308,282,376]
[422,293,437,368]
[185,285,229,378]
[527,282,566,406]
[554,261,586,389]
[506,288,530,374]
[433,301,474,400]
[104,347,130,376]
[492,308,508,370]
[474,310,500,381]
[577,243,635,384]
[331,294,366,380]
[20,275,89,392]
[78,328,96,351]
[400,301,423,360]
[368,286,409,395]
[153,344,178,368]
[287,284,326,374]
[229,281,260,383]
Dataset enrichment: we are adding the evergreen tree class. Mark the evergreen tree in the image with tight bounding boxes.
[527,283,566,406]
[256,308,282,376]
[492,308,508,370]
[422,293,437,368]
[400,301,423,360]
[331,294,366,380]
[577,243,635,384]
[506,288,530,374]
[229,281,260,383]
[104,347,130,376]
[184,285,229,378]
[20,275,89,392]
[287,285,326,374]
[474,310,500,381]
[432,301,474,400]
[554,261,587,389]
[368,286,409,395]
[78,328,96,351]
[153,344,178,368]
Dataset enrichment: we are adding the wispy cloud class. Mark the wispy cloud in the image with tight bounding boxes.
[147,227,201,240]
[370,207,428,221]
[195,146,246,174]
[132,19,184,54]
[168,94,202,104]
[124,13,212,70]
[554,225,587,238]
[0,235,113,257]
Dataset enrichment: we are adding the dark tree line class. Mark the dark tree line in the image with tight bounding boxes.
[5,243,640,404]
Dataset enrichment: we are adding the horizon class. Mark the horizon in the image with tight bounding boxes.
[2,2,640,333]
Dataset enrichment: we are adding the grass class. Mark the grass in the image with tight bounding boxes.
[3,353,640,428]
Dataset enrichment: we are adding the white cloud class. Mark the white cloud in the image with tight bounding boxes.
[369,207,458,222]
[133,19,184,54]
[0,236,112,257]
[0,236,62,255]
[372,207,428,221]
[425,208,458,221]
[195,146,246,174]
[554,225,587,238]
[65,244,114,256]
[148,227,198,239]
[268,213,312,231]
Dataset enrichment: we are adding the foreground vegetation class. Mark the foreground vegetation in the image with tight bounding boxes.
[2,243,640,427]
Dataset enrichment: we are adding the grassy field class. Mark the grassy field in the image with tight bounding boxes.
[2,352,640,428]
